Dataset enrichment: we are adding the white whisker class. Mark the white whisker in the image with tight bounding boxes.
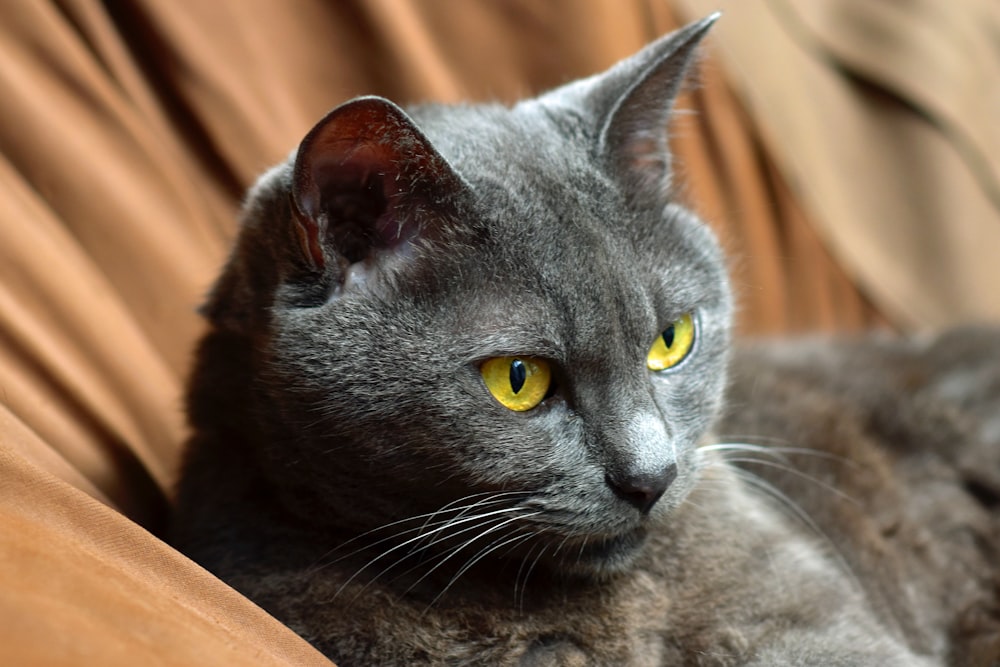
[409,492,530,554]
[513,539,542,611]
[404,512,539,605]
[425,531,537,611]
[717,456,859,506]
[713,466,863,595]
[307,494,492,567]
[330,505,534,600]
[699,442,858,468]
[309,492,530,574]
[517,541,551,614]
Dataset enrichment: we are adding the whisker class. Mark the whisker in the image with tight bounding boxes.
[550,532,574,561]
[715,455,859,506]
[716,466,863,594]
[331,506,534,600]
[712,433,800,447]
[308,492,529,573]
[408,492,530,554]
[511,531,574,612]
[518,541,551,614]
[699,442,858,468]
[383,518,531,591]
[712,468,828,541]
[405,513,539,602]
[424,531,537,611]
[308,497,492,568]
[406,507,537,556]
[513,539,542,610]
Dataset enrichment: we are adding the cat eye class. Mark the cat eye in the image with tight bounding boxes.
[646,313,696,371]
[480,356,552,412]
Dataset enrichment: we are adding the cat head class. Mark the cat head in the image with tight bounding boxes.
[197,15,730,579]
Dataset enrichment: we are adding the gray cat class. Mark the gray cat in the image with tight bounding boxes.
[171,16,1000,666]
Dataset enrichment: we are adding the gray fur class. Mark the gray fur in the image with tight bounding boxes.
[172,16,1000,666]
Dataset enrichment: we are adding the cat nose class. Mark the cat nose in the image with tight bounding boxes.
[605,464,677,515]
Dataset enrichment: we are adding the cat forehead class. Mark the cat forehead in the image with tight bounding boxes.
[427,198,716,340]
[400,104,719,309]
[409,101,602,190]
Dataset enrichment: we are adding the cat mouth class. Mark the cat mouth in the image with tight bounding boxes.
[557,526,649,576]
[577,527,647,559]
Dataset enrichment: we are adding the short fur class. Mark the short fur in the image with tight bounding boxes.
[172,17,1000,666]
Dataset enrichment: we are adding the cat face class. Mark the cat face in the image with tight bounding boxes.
[204,16,729,578]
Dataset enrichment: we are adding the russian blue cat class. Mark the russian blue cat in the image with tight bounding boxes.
[172,16,1000,666]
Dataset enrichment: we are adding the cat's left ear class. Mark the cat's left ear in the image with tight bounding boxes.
[576,14,718,206]
[290,96,467,275]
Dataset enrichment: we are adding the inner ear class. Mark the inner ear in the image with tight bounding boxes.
[303,143,398,266]
[291,96,466,274]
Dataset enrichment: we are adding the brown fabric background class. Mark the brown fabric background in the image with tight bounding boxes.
[0,1,994,664]
[679,0,1000,328]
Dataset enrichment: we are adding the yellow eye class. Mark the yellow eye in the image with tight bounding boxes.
[647,313,696,371]
[480,356,552,412]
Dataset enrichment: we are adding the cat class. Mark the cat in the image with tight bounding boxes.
[171,15,1000,666]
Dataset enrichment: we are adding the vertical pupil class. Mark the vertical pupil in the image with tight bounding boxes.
[509,359,527,394]
[661,325,676,348]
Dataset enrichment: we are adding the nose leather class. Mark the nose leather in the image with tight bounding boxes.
[605,464,677,514]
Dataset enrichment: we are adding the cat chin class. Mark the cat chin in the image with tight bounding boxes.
[550,526,649,581]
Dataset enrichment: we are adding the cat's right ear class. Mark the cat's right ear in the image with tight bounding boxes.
[551,15,718,207]
[290,96,468,277]
[600,15,716,206]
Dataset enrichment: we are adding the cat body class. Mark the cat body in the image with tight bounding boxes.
[172,17,1000,666]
